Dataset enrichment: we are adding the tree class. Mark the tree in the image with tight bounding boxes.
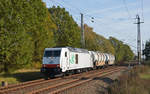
[84,24,115,54]
[0,0,56,72]
[143,40,150,60]
[0,0,33,72]
[48,6,81,48]
[109,37,134,63]
[28,0,56,63]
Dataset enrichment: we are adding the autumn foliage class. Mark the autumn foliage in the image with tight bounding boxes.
[0,0,134,72]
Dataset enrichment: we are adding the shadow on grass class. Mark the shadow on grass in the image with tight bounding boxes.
[78,77,117,84]
[1,71,44,82]
[93,77,116,84]
[93,77,117,94]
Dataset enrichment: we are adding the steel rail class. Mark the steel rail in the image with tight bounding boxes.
[28,67,125,94]
[0,66,121,94]
[51,68,124,94]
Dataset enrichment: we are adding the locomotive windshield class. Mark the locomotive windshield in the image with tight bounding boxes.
[44,50,61,57]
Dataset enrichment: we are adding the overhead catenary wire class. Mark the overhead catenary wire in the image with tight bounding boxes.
[141,0,144,21]
[51,0,95,21]
[49,0,81,22]
[45,0,137,54]
[49,0,124,42]
[49,0,131,27]
[47,0,137,34]
[49,0,95,24]
[136,0,144,21]
[49,0,78,14]
[136,0,140,15]
[60,0,95,20]
[122,0,132,20]
[44,0,97,30]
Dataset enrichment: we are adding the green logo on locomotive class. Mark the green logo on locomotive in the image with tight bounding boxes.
[69,54,75,64]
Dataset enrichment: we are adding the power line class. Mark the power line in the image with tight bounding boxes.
[49,0,81,22]
[141,0,144,21]
[122,0,132,20]
[60,0,94,18]
[50,0,95,23]
[50,0,77,14]
[61,0,95,22]
[120,39,137,48]
[54,0,95,23]
[136,0,139,15]
[49,0,128,27]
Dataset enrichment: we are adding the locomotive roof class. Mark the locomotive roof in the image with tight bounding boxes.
[45,47,89,53]
[67,47,89,53]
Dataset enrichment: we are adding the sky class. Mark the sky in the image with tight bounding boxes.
[43,0,150,54]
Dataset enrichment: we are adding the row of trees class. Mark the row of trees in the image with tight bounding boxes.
[109,37,134,63]
[0,0,134,73]
[84,24,134,63]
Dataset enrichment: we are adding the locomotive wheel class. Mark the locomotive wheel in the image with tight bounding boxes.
[49,74,55,79]
[44,76,49,80]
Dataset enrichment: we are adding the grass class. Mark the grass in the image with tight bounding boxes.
[139,66,150,79]
[140,73,150,79]
[0,68,44,86]
[0,77,19,86]
[108,65,150,94]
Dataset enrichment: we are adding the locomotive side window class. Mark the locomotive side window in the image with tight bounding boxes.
[65,52,67,57]
[75,54,78,64]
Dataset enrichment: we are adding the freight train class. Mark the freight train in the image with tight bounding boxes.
[41,47,115,78]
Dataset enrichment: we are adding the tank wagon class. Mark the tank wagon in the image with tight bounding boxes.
[41,47,115,78]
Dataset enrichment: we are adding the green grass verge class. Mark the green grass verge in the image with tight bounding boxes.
[0,69,44,86]
[140,73,150,79]
[139,67,150,79]
[0,77,19,86]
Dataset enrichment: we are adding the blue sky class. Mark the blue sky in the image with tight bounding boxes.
[43,0,150,54]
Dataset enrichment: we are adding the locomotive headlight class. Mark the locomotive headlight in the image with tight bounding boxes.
[57,64,60,67]
[43,64,46,67]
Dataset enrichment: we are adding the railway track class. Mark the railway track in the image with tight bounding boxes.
[0,79,44,91]
[0,66,126,94]
[0,67,109,94]
[29,67,125,94]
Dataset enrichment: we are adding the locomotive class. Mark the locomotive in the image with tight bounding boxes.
[41,47,115,78]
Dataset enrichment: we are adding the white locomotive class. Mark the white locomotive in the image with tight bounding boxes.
[41,47,115,78]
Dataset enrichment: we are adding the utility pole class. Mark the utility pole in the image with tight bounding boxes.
[134,14,144,64]
[81,13,85,48]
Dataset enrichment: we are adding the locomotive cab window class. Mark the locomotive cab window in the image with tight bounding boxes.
[65,52,67,57]
[44,50,61,57]
[75,54,78,64]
